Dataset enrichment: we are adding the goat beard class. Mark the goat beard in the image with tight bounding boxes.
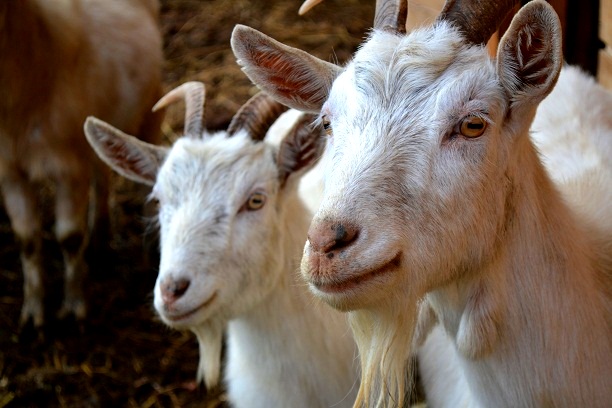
[349,299,418,408]
[190,319,225,390]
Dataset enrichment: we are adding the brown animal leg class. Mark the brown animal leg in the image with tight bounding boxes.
[0,174,44,327]
[55,174,90,321]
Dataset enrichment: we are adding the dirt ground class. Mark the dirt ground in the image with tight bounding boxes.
[0,1,373,407]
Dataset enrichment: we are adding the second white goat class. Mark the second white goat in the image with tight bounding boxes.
[84,82,359,408]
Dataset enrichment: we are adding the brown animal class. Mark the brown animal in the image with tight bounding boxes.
[0,0,164,328]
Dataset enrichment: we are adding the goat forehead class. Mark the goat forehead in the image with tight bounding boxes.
[156,134,277,203]
[320,26,503,200]
[324,28,501,165]
[330,24,496,123]
[354,25,462,95]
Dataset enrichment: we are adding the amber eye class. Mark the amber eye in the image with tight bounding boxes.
[246,192,266,211]
[322,115,332,136]
[149,194,161,209]
[460,116,487,138]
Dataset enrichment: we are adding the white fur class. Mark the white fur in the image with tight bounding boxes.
[231,1,612,407]
[417,66,612,408]
[156,126,357,408]
[86,104,359,407]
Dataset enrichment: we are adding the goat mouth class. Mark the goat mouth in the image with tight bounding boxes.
[164,292,218,323]
[311,253,401,295]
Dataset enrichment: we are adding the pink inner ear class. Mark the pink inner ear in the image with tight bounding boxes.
[104,137,155,181]
[253,51,327,106]
[105,138,138,172]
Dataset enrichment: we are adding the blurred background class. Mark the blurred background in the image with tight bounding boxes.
[0,0,609,407]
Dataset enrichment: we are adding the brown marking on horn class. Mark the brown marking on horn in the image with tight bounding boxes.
[153,82,205,138]
[438,0,519,45]
[227,92,289,141]
[374,0,408,34]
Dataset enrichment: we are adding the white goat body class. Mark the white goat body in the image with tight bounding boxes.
[84,85,359,408]
[0,0,163,327]
[531,65,612,269]
[416,64,612,408]
[231,0,612,407]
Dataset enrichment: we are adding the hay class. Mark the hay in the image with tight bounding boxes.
[159,0,373,133]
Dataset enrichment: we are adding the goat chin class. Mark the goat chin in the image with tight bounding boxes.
[191,320,224,390]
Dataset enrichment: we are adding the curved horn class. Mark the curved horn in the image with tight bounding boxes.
[153,82,205,138]
[299,0,407,34]
[374,0,408,34]
[437,0,519,45]
[298,0,323,15]
[227,92,289,142]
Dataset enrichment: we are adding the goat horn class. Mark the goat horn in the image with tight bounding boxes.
[300,0,407,34]
[298,0,323,15]
[437,0,519,45]
[374,0,408,34]
[153,82,205,139]
[227,92,289,142]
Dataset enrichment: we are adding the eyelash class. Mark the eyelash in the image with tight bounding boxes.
[321,115,332,136]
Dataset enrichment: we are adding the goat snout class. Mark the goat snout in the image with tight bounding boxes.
[308,219,359,256]
[160,277,191,305]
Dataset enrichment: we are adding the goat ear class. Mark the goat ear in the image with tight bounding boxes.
[231,25,341,113]
[277,114,324,188]
[84,116,167,186]
[496,0,562,108]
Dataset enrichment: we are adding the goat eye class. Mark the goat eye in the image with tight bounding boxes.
[246,192,266,211]
[149,195,161,209]
[459,116,487,138]
[322,115,332,136]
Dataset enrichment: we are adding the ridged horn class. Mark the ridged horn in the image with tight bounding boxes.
[227,92,289,142]
[437,0,519,45]
[374,0,408,34]
[153,82,205,139]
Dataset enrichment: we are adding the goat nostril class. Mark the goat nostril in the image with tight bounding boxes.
[161,278,191,304]
[308,221,359,254]
[172,279,190,297]
[332,223,357,245]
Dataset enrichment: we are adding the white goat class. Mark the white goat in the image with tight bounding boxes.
[84,83,359,408]
[416,63,612,408]
[231,0,612,407]
[0,0,164,327]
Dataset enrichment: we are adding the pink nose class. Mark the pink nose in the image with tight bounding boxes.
[308,219,359,256]
[160,277,190,305]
